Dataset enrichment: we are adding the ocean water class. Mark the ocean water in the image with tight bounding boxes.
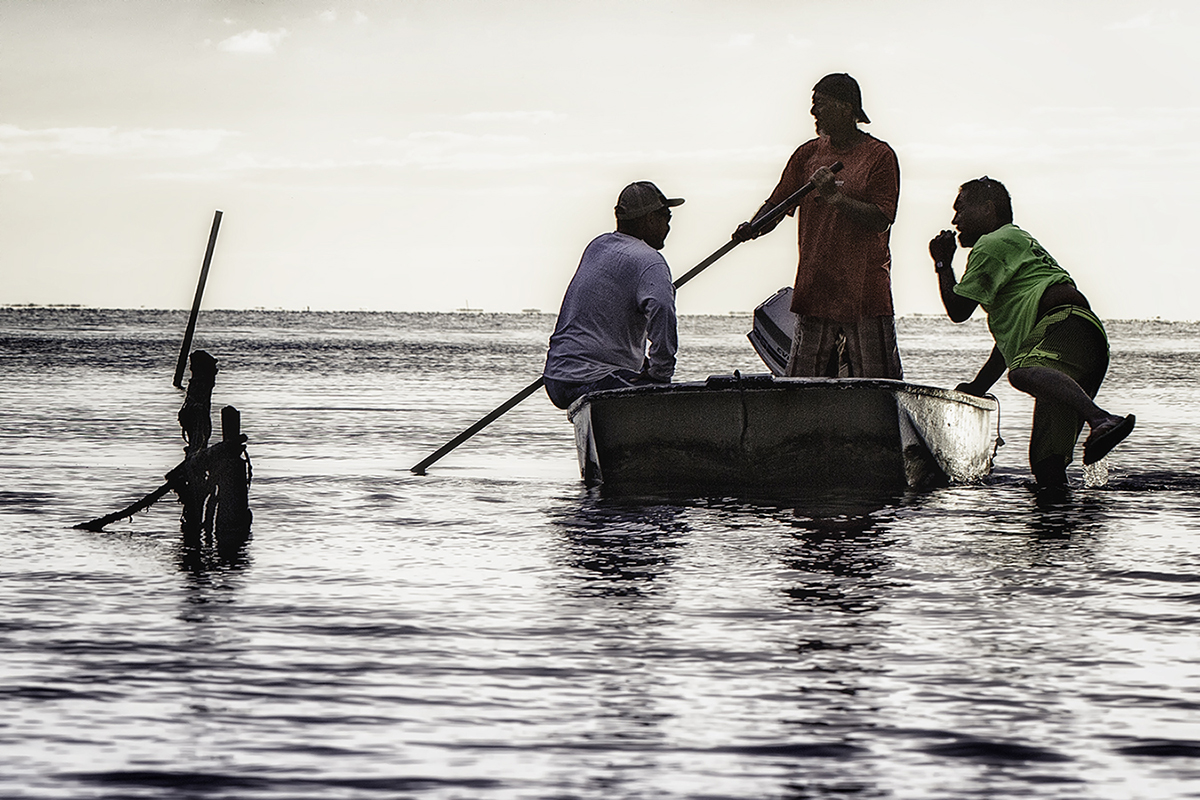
[1,307,1199,800]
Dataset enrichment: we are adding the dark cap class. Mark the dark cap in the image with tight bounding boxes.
[615,181,685,220]
[813,73,870,124]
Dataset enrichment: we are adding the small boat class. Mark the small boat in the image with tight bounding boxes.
[567,287,998,495]
[569,375,997,494]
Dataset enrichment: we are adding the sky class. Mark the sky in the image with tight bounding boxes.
[2,0,1198,320]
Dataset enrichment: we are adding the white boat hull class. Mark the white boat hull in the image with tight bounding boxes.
[568,375,998,495]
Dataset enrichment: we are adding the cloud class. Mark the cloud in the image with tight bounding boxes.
[218,28,290,55]
[0,167,34,181]
[459,111,565,124]
[0,125,237,158]
[328,132,784,172]
[1106,14,1155,30]
[904,108,1200,168]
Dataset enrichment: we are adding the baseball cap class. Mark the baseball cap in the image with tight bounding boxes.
[615,181,685,220]
[813,73,870,124]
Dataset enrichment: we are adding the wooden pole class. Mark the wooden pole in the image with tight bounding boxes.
[214,405,252,553]
[173,210,223,388]
[410,377,546,475]
[74,483,173,532]
[407,163,842,475]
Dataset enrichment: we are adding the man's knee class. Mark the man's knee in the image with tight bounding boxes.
[544,378,581,409]
[1006,365,1037,393]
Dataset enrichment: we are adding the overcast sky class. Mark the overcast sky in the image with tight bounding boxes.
[2,0,1198,319]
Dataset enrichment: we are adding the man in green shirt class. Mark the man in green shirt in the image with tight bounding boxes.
[928,177,1135,488]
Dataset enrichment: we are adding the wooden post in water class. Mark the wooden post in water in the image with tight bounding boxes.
[173,210,223,388]
[178,350,218,457]
[177,350,218,545]
[76,350,253,560]
[214,405,252,555]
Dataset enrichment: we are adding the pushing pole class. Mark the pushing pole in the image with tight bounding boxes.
[173,210,224,388]
[409,163,841,474]
[410,377,547,475]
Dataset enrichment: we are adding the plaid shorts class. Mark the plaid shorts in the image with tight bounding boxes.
[786,315,903,379]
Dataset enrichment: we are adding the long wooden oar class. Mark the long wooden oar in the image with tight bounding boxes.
[173,210,223,388]
[409,163,841,475]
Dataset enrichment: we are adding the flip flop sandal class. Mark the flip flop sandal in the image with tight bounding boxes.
[1083,414,1135,465]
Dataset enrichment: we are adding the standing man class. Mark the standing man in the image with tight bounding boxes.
[733,73,901,378]
[543,181,684,410]
[929,176,1135,488]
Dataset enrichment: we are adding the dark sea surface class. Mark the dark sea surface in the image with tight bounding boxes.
[1,307,1198,799]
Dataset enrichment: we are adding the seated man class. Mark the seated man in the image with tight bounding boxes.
[929,176,1135,488]
[543,181,683,409]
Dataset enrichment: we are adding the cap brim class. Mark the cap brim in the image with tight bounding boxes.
[665,197,685,207]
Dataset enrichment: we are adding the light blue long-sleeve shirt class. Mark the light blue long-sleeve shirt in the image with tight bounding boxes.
[543,232,677,384]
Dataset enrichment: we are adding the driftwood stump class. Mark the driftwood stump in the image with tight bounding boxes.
[177,405,252,553]
[178,349,218,456]
[77,350,252,557]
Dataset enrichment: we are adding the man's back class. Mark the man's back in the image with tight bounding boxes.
[544,232,677,385]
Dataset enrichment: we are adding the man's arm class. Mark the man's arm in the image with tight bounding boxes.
[732,200,781,242]
[812,165,891,233]
[732,145,813,243]
[929,230,978,323]
[956,346,1006,396]
[640,262,678,383]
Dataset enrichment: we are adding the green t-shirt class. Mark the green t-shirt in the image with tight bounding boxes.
[953,224,1075,364]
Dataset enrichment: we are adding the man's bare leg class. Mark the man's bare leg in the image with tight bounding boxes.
[1009,366,1134,465]
[1008,366,1119,431]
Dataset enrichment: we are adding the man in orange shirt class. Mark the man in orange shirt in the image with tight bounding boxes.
[734,73,902,378]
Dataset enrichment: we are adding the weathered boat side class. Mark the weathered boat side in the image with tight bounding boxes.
[568,375,996,495]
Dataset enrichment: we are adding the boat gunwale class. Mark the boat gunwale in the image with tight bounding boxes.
[567,375,998,421]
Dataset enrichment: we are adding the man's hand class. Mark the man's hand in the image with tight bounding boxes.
[811,165,840,201]
[929,229,957,269]
[954,347,1006,396]
[731,221,758,243]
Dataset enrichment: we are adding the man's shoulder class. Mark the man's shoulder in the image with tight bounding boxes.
[853,134,898,165]
[586,231,641,253]
[966,226,1037,277]
[584,232,666,265]
[799,134,897,174]
[785,137,824,164]
[974,224,1028,251]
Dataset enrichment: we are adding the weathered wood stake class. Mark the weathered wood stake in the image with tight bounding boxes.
[213,405,252,553]
[173,210,223,388]
[178,350,218,456]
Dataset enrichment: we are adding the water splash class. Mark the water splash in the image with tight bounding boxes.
[1082,457,1109,488]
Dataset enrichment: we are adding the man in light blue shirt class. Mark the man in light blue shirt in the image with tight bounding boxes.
[543,181,683,409]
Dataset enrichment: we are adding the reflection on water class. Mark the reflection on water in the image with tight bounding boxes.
[4,310,1200,800]
[1028,485,1111,539]
[782,495,898,616]
[548,496,687,597]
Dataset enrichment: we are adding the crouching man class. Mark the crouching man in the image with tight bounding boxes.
[929,176,1134,488]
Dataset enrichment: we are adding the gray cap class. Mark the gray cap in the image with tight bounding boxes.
[615,181,685,220]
